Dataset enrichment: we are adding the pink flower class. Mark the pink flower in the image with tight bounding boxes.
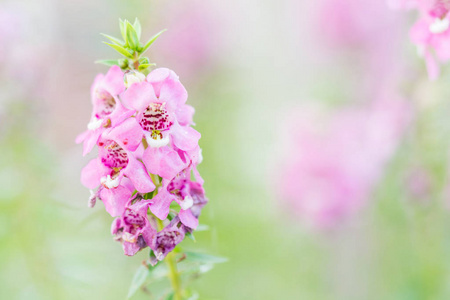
[407,0,450,79]
[151,217,186,261]
[387,0,419,10]
[78,63,207,258]
[80,125,155,217]
[315,0,407,92]
[111,203,157,256]
[76,66,133,155]
[120,68,200,180]
[278,97,411,229]
[153,0,220,81]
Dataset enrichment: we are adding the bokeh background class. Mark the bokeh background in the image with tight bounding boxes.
[3,0,450,299]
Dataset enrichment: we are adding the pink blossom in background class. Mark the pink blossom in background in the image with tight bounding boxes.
[278,98,412,229]
[387,0,419,10]
[316,0,407,92]
[409,0,450,79]
[152,0,220,82]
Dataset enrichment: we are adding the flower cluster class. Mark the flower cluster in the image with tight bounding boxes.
[77,64,208,260]
[394,0,450,79]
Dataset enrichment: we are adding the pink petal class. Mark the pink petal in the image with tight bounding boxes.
[75,130,89,144]
[130,200,151,215]
[159,74,188,109]
[176,104,195,126]
[171,123,201,151]
[90,74,104,105]
[123,155,155,193]
[143,146,187,180]
[179,209,198,229]
[82,129,102,156]
[99,185,131,217]
[410,20,430,45]
[149,191,174,220]
[107,118,143,152]
[120,81,156,111]
[123,241,140,256]
[108,98,135,127]
[120,177,136,192]
[111,218,122,235]
[81,159,105,189]
[146,68,171,97]
[103,65,126,96]
[141,223,157,248]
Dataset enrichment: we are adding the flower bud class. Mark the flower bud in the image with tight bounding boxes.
[124,71,146,88]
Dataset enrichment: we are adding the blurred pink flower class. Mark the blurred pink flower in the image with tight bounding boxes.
[316,0,407,91]
[409,0,450,79]
[278,98,412,229]
[153,0,220,81]
[387,0,419,10]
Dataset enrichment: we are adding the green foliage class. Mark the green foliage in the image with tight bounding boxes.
[103,42,134,58]
[100,18,166,72]
[127,265,149,299]
[140,29,166,55]
[184,252,228,264]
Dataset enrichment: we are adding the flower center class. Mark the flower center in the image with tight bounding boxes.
[95,89,117,118]
[123,209,146,227]
[155,230,182,260]
[100,141,129,169]
[139,103,173,136]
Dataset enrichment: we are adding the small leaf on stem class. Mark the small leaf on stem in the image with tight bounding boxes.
[140,29,167,54]
[119,18,127,43]
[138,63,156,71]
[126,22,140,50]
[103,42,134,58]
[100,33,123,46]
[184,252,228,264]
[127,265,149,299]
[133,18,142,39]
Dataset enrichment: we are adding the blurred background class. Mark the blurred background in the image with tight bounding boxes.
[2,0,450,299]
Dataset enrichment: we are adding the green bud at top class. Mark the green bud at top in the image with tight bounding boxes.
[99,18,166,71]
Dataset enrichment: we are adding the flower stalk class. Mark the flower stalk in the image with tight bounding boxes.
[77,18,218,298]
[166,251,183,300]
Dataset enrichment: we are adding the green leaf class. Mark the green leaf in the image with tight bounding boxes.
[139,57,150,65]
[140,29,167,54]
[133,18,142,39]
[138,63,156,71]
[165,292,174,300]
[186,231,196,242]
[126,22,140,50]
[184,252,228,264]
[95,59,120,66]
[119,19,127,42]
[100,33,123,46]
[127,265,149,299]
[196,224,209,232]
[103,42,134,58]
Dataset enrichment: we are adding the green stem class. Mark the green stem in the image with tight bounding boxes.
[166,251,183,300]
[156,219,183,300]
